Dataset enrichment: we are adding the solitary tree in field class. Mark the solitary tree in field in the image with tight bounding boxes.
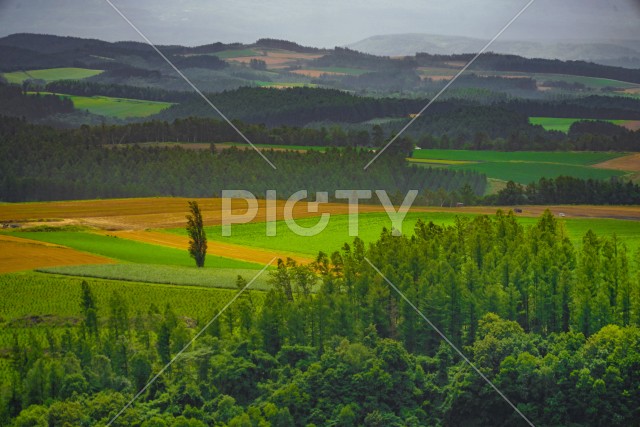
[186,201,207,268]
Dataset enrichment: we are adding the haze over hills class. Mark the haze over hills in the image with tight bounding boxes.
[348,34,640,68]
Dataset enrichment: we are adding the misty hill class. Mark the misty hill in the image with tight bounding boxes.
[348,34,640,68]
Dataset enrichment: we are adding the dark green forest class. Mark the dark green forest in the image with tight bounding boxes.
[493,176,640,206]
[0,85,74,119]
[5,80,640,153]
[4,80,640,152]
[5,115,640,205]
[3,212,640,426]
[0,117,487,202]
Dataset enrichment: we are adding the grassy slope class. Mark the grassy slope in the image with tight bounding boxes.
[0,272,257,337]
[13,231,262,269]
[410,150,622,164]
[165,211,640,257]
[2,67,103,84]
[68,94,172,118]
[410,149,627,183]
[449,161,626,183]
[530,117,628,132]
[30,92,172,118]
[38,264,270,290]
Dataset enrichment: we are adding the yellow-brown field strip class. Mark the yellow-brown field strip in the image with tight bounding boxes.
[98,230,313,265]
[2,198,640,231]
[0,234,113,273]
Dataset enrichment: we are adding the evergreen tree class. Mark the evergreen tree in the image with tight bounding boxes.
[186,201,207,268]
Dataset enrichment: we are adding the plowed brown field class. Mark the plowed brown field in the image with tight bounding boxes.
[593,153,640,172]
[0,198,395,230]
[621,121,640,131]
[227,51,322,69]
[0,235,113,273]
[2,198,640,231]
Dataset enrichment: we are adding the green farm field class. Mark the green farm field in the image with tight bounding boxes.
[166,211,640,258]
[410,149,622,164]
[2,67,103,84]
[449,161,626,183]
[12,231,262,269]
[530,117,629,132]
[68,94,172,118]
[38,264,271,290]
[0,272,247,323]
[28,91,172,118]
[0,271,265,357]
[409,149,628,183]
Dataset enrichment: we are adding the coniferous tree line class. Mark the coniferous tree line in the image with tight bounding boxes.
[0,85,74,119]
[0,116,486,202]
[2,212,640,426]
[42,80,191,103]
[4,80,640,149]
[154,86,640,128]
[492,176,640,205]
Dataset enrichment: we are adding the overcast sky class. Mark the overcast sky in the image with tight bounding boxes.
[0,0,639,47]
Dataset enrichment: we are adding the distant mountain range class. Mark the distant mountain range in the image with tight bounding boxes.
[347,34,640,68]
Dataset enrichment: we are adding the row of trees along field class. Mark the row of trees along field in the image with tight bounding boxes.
[153,87,640,130]
[0,116,487,202]
[493,176,640,205]
[25,105,640,153]
[414,52,640,84]
[0,84,74,119]
[3,212,640,426]
[3,80,640,150]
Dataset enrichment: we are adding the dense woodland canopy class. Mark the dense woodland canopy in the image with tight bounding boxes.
[3,212,640,426]
[4,81,640,152]
[4,79,640,153]
[494,176,640,206]
[0,116,486,202]
[4,113,640,205]
[42,80,191,103]
[153,87,640,129]
[0,85,74,119]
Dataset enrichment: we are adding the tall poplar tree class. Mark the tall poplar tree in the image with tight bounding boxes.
[186,201,207,268]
